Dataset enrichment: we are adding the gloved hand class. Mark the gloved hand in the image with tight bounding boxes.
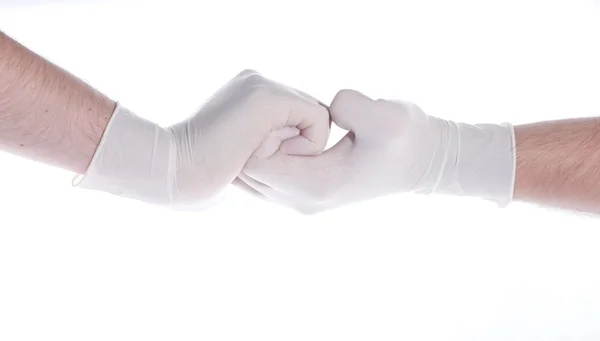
[239,89,515,213]
[74,69,330,209]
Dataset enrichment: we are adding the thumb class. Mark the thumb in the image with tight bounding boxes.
[330,89,426,144]
[329,89,379,135]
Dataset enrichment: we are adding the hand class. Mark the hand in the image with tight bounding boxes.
[75,70,330,209]
[239,89,515,213]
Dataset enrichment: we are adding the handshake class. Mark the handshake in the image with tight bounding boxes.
[75,70,516,214]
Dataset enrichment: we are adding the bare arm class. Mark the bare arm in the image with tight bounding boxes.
[0,31,115,174]
[514,118,600,213]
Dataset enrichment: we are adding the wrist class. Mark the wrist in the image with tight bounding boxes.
[73,104,176,205]
[416,117,516,206]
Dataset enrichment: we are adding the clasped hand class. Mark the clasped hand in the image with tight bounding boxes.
[77,69,515,213]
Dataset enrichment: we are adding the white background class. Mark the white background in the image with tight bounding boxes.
[2,0,600,340]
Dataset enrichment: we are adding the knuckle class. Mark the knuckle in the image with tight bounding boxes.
[317,104,330,120]
[236,68,260,79]
[307,104,331,130]
[243,74,266,90]
[234,70,267,92]
[241,76,275,103]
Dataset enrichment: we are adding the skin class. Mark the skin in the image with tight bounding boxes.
[513,119,600,213]
[0,31,114,174]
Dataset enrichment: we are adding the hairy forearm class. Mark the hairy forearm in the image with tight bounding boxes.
[514,118,600,213]
[0,31,115,174]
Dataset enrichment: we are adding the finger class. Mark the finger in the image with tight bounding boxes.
[244,131,355,201]
[330,89,422,144]
[231,177,266,200]
[237,172,310,212]
[238,172,279,197]
[253,127,300,159]
[329,89,376,133]
[280,134,321,156]
[280,100,330,156]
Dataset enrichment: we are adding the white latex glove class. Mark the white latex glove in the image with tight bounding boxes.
[240,89,515,213]
[74,70,330,209]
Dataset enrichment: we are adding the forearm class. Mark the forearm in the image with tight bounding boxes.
[0,31,115,174]
[513,118,600,213]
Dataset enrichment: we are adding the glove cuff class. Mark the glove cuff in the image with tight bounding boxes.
[420,119,516,207]
[73,103,176,205]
